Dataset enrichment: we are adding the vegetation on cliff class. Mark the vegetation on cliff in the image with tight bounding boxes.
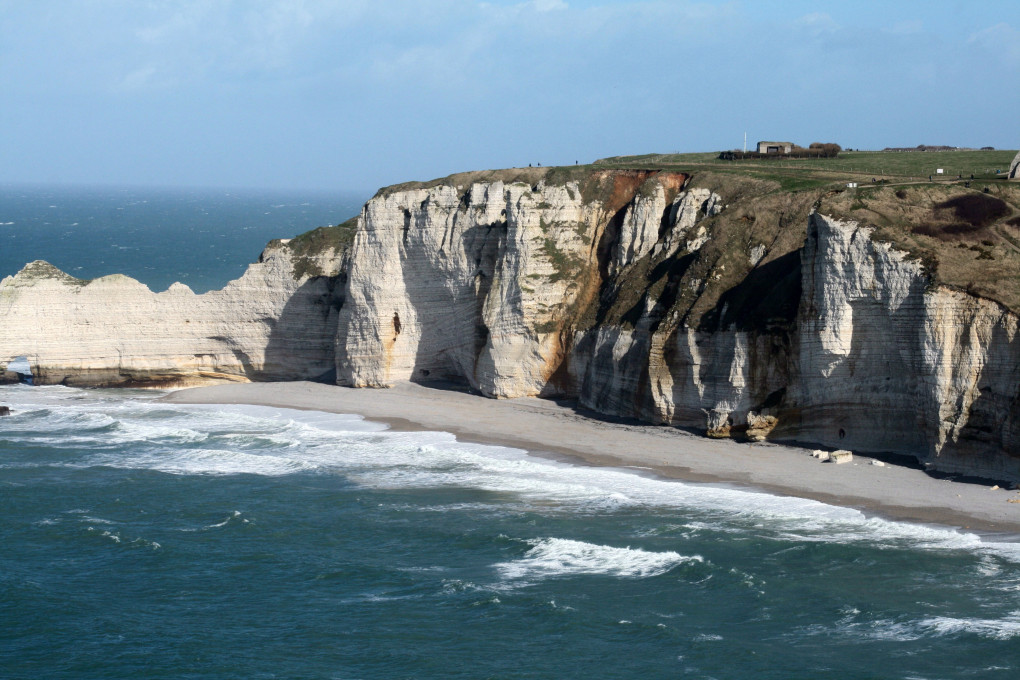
[5,260,91,287]
[271,215,359,279]
[595,149,1017,189]
[341,148,1019,319]
[820,183,1020,313]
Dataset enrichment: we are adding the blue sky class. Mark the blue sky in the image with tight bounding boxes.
[1,0,1018,192]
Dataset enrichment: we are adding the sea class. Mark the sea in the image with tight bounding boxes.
[0,183,369,293]
[2,185,1020,679]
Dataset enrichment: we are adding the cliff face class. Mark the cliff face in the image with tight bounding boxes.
[337,171,804,423]
[794,214,1020,478]
[0,242,345,387]
[336,172,1020,479]
[336,170,694,397]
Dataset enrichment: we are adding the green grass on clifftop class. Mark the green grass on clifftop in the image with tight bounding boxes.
[286,215,358,256]
[274,215,358,279]
[595,149,1017,193]
[342,149,1020,316]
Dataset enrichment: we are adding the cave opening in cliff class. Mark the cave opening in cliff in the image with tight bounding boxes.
[7,356,34,385]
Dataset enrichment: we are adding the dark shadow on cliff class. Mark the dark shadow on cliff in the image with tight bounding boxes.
[261,274,345,382]
[698,251,801,333]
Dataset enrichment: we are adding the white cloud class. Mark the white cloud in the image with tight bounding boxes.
[117,65,158,91]
[527,0,568,11]
[969,22,1020,66]
[885,19,923,35]
[796,11,839,36]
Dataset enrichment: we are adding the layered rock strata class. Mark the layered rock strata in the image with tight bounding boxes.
[0,242,345,386]
[335,171,700,397]
[336,174,1020,479]
[794,214,1020,479]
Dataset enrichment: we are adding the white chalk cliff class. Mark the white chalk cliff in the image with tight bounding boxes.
[2,167,1018,479]
[794,214,1020,479]
[335,172,1020,480]
[0,241,345,386]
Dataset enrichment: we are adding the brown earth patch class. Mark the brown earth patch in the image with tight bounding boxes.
[935,194,1010,229]
[821,183,1020,314]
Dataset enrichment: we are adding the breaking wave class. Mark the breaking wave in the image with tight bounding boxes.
[2,385,1019,562]
[495,537,702,581]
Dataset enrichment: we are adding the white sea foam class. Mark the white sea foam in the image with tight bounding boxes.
[88,447,315,476]
[81,515,116,525]
[495,537,702,581]
[184,403,386,434]
[4,384,1020,561]
[85,526,161,550]
[333,435,1020,561]
[810,611,1020,642]
[692,633,724,642]
[913,612,1020,640]
[205,510,248,528]
[86,527,121,543]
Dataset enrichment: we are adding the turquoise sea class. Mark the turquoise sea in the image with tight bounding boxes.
[0,184,368,292]
[2,186,1020,679]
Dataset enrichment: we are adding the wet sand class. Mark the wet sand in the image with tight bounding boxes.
[161,380,1020,536]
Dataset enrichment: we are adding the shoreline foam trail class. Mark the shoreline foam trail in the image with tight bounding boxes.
[160,381,1020,536]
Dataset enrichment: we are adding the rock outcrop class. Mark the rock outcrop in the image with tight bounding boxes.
[335,170,698,397]
[335,172,1020,480]
[793,214,1020,479]
[1010,149,1020,179]
[335,178,598,396]
[0,241,345,386]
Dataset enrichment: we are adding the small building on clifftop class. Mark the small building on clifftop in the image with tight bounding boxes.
[756,141,793,154]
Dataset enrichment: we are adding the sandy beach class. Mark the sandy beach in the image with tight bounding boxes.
[162,380,1020,536]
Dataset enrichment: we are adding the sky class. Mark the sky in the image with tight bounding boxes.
[1,0,1018,192]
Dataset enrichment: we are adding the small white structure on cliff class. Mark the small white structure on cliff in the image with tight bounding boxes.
[757,141,793,154]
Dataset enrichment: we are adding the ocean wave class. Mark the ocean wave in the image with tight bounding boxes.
[5,386,1020,562]
[85,526,161,551]
[336,437,1020,561]
[204,510,250,529]
[912,612,1020,640]
[212,432,298,449]
[805,611,1020,642]
[183,403,387,434]
[87,447,315,477]
[495,537,703,582]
